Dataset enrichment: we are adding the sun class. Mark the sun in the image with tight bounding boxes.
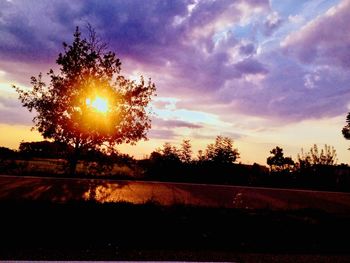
[86,96,109,113]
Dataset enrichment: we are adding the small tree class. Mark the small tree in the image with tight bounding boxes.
[342,112,350,150]
[298,144,337,167]
[205,136,239,164]
[179,139,192,163]
[158,142,181,163]
[267,146,294,172]
[14,26,156,174]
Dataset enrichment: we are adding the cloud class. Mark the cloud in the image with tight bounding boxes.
[288,15,304,24]
[175,48,350,124]
[239,42,256,56]
[147,129,177,140]
[1,0,349,129]
[263,11,283,36]
[281,0,350,69]
[152,117,202,129]
[152,100,172,110]
[234,58,269,76]
[0,96,34,125]
[0,0,268,85]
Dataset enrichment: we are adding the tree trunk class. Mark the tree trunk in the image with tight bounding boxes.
[68,143,80,175]
[68,155,78,175]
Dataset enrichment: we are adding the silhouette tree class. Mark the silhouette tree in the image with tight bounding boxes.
[179,139,192,163]
[342,112,350,150]
[19,140,69,159]
[205,136,239,164]
[267,146,294,172]
[197,150,206,162]
[14,26,156,174]
[158,142,181,163]
[0,147,16,159]
[298,144,337,167]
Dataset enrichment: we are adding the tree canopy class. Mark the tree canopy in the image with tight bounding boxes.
[297,144,337,168]
[267,146,294,172]
[342,112,350,149]
[204,136,239,164]
[14,26,156,174]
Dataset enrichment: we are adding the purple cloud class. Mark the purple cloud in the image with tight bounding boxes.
[282,0,350,69]
[152,117,202,129]
[239,43,256,56]
[234,58,269,76]
[1,0,349,135]
[263,11,283,36]
[0,96,34,125]
[147,129,177,140]
[175,48,350,124]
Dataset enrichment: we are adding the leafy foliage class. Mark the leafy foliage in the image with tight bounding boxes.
[342,112,350,149]
[297,144,337,168]
[0,147,17,159]
[204,136,239,164]
[19,141,70,159]
[179,139,192,163]
[267,146,294,172]
[14,26,156,174]
[153,142,181,163]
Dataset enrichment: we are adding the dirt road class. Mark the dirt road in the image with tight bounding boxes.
[1,175,350,213]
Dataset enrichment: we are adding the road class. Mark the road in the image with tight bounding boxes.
[1,174,350,213]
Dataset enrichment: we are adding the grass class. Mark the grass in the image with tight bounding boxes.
[1,158,136,178]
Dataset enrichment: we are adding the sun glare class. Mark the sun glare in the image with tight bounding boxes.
[86,96,109,113]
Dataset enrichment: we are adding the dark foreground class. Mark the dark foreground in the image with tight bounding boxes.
[1,200,350,262]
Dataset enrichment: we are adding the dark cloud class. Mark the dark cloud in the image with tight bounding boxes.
[239,43,256,56]
[1,0,348,128]
[0,0,269,76]
[152,117,202,129]
[175,48,350,124]
[234,58,269,76]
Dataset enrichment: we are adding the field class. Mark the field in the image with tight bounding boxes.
[1,158,136,177]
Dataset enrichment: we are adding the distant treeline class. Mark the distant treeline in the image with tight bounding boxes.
[1,137,350,192]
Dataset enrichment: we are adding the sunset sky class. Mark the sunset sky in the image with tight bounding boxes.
[0,0,349,165]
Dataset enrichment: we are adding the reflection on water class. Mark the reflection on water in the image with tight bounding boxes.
[82,181,251,208]
[82,182,199,205]
[81,181,350,213]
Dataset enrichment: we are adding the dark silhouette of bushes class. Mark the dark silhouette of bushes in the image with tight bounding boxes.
[1,138,350,192]
[19,141,70,159]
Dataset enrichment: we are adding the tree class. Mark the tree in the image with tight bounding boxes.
[179,139,192,163]
[158,142,181,163]
[14,26,156,174]
[297,144,337,167]
[197,150,206,162]
[205,136,239,164]
[342,112,350,149]
[0,147,17,159]
[267,146,294,172]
